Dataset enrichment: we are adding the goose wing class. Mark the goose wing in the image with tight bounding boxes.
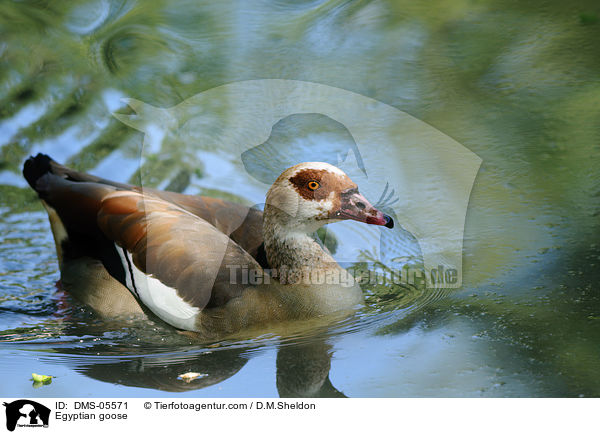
[96,190,264,330]
[34,153,264,261]
[26,160,262,330]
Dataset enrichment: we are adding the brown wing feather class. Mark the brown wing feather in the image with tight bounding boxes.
[137,190,264,260]
[43,155,264,262]
[97,191,264,310]
[35,174,116,241]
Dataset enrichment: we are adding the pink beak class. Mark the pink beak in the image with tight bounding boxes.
[336,188,394,228]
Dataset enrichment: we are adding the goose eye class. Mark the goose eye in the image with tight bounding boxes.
[307,180,320,190]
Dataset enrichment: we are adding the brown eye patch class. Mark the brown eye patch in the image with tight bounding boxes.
[289,168,356,201]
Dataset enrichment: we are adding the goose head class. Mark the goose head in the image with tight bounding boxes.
[264,162,393,243]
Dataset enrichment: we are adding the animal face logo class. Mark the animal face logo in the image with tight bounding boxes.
[114,79,481,288]
[3,400,50,431]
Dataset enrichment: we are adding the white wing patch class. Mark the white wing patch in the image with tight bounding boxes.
[115,244,200,331]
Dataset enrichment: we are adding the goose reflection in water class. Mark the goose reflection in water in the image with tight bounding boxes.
[47,333,345,397]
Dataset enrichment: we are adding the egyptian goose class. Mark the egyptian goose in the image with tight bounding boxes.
[23,154,393,340]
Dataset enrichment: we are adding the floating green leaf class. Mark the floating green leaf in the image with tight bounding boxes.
[31,373,53,385]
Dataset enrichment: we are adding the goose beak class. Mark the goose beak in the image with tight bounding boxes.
[336,189,394,229]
